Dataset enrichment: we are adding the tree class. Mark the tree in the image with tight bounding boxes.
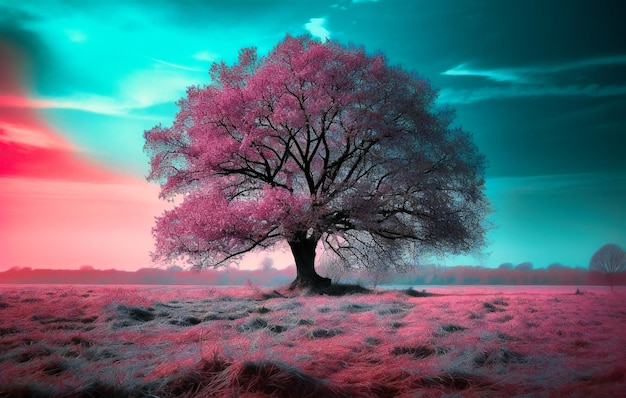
[166,265,184,272]
[514,262,533,271]
[144,35,488,289]
[260,257,275,272]
[589,243,626,291]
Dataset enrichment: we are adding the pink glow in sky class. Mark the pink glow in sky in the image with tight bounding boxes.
[0,42,166,271]
[1,178,166,271]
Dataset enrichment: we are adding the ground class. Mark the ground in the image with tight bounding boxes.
[0,284,624,397]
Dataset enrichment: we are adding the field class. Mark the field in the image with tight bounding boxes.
[0,284,625,397]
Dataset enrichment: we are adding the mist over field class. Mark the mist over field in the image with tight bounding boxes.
[2,265,625,287]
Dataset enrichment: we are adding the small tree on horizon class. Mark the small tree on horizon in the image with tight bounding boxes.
[260,257,275,272]
[144,35,489,290]
[515,262,533,271]
[589,243,626,291]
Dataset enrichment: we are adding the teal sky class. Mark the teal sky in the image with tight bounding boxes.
[1,0,625,269]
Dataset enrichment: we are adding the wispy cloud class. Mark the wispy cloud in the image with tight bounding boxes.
[147,57,207,72]
[488,172,626,196]
[531,55,626,74]
[0,121,75,150]
[120,67,201,109]
[440,55,626,103]
[438,84,626,104]
[192,51,219,62]
[0,93,130,116]
[65,29,88,43]
[304,18,330,42]
[442,55,626,84]
[441,64,524,83]
[0,96,56,108]
[1,93,158,118]
[0,67,203,117]
[40,94,128,115]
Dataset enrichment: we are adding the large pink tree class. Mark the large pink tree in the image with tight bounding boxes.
[144,35,488,289]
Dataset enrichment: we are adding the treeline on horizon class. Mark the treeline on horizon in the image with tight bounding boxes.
[0,264,624,287]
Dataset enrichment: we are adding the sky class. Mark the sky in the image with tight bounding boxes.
[0,0,625,271]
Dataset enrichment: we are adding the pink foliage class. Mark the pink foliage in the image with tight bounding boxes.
[144,35,487,271]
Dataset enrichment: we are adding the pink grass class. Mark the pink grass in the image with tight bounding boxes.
[0,285,624,397]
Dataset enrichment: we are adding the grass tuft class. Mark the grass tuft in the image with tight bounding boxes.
[377,306,406,316]
[0,382,142,398]
[468,312,483,319]
[117,305,155,322]
[307,328,343,339]
[491,314,514,323]
[578,365,626,384]
[162,354,230,395]
[440,324,467,333]
[391,345,436,359]
[403,288,436,297]
[16,346,53,363]
[69,336,94,347]
[22,298,43,303]
[237,360,343,397]
[237,317,268,332]
[163,356,348,398]
[313,283,372,296]
[483,302,505,313]
[268,324,287,333]
[79,315,99,324]
[40,360,66,376]
[169,316,202,326]
[474,347,529,367]
[364,336,382,345]
[0,326,19,336]
[254,306,271,314]
[491,298,509,306]
[417,371,493,390]
[341,303,373,313]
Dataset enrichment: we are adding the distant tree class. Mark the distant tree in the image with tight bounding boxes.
[589,243,626,291]
[515,262,533,271]
[498,262,514,270]
[167,265,184,272]
[547,262,565,269]
[144,34,489,290]
[260,257,275,272]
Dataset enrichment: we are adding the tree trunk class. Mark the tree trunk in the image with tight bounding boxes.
[288,233,331,290]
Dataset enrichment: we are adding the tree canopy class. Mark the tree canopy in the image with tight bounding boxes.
[144,35,489,288]
[590,243,626,290]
